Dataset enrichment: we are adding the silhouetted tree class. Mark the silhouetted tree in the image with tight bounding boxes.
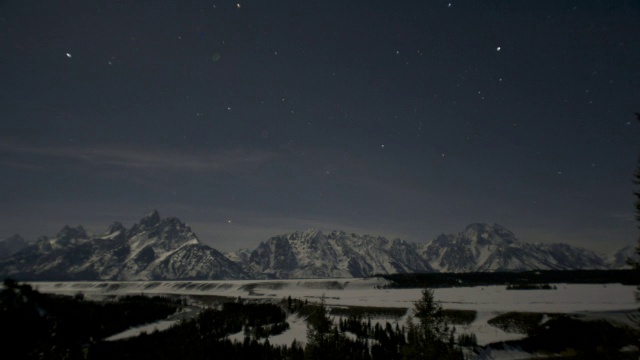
[630,112,640,305]
[401,289,462,360]
[304,296,333,359]
[0,279,51,359]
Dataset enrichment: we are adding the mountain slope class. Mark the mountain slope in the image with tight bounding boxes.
[419,223,607,272]
[605,245,637,269]
[245,229,434,278]
[0,211,248,281]
[0,234,29,259]
[1,218,627,280]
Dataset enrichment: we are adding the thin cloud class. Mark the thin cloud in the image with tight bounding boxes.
[1,141,277,173]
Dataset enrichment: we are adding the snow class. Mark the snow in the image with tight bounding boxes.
[27,278,638,349]
[104,320,176,341]
[436,283,635,313]
[474,345,540,360]
[227,314,309,347]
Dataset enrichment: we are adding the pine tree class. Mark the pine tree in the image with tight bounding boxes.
[401,289,463,360]
[305,295,334,360]
[631,112,640,304]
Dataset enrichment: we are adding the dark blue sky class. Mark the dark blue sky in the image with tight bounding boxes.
[1,0,639,253]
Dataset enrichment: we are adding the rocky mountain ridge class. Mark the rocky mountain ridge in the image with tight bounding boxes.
[418,223,609,272]
[243,229,433,279]
[0,214,634,280]
[0,211,248,280]
[0,234,30,259]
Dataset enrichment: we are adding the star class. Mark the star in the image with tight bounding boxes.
[66,53,72,58]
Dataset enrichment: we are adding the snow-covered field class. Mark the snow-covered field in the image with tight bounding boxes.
[28,278,639,348]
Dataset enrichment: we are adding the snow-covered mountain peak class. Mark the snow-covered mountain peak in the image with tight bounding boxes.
[56,225,88,241]
[246,229,433,278]
[2,234,26,244]
[127,211,193,238]
[288,228,324,241]
[462,223,518,246]
[0,234,29,259]
[421,223,606,272]
[224,248,252,265]
[605,244,637,269]
[0,217,626,281]
[0,211,248,280]
[125,212,200,257]
[137,210,161,229]
[103,222,126,237]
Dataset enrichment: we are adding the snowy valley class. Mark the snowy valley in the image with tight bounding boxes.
[24,277,640,359]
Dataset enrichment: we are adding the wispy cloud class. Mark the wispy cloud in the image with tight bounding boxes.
[1,140,277,173]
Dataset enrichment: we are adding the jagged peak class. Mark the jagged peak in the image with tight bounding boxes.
[56,225,88,240]
[390,237,410,245]
[303,228,323,236]
[139,210,161,227]
[1,234,26,243]
[462,223,517,244]
[160,216,186,227]
[103,221,126,236]
[464,222,509,233]
[285,228,323,240]
[129,210,185,234]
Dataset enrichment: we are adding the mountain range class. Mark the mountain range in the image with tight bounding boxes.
[0,211,634,280]
[0,211,247,280]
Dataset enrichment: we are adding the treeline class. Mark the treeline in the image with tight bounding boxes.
[303,292,463,360]
[377,269,639,288]
[506,283,557,290]
[3,277,638,359]
[0,278,464,360]
[90,303,296,360]
[0,278,181,359]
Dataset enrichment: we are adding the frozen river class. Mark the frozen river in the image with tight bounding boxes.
[29,277,637,313]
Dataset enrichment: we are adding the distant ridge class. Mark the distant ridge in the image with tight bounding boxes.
[242,229,433,279]
[0,211,248,281]
[418,223,608,272]
[0,234,29,259]
[0,214,633,281]
[228,223,625,278]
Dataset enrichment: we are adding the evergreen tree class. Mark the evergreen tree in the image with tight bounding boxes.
[304,295,333,360]
[630,112,640,305]
[401,289,462,360]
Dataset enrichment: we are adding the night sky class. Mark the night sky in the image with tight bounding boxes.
[1,0,639,253]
